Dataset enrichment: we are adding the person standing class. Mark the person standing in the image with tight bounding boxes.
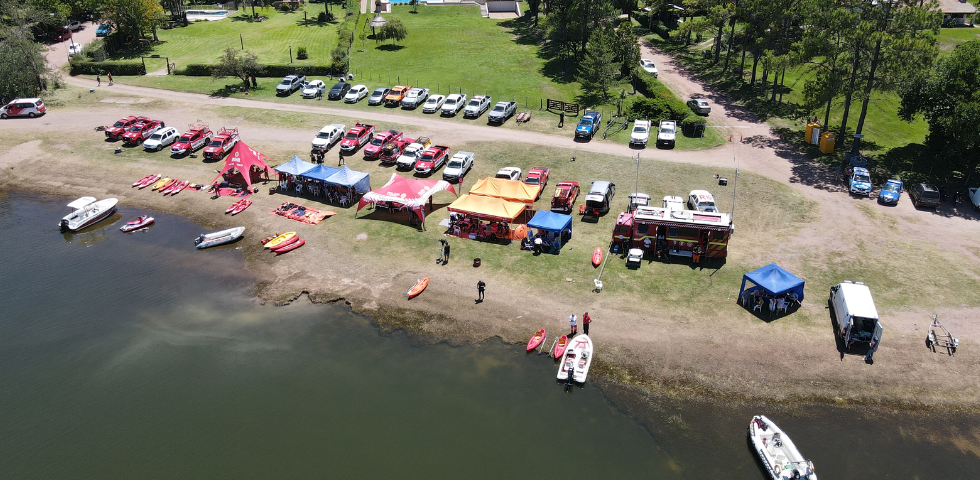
[97,75,101,87]
[107,72,113,86]
[558,110,565,128]
[569,314,577,336]
[438,239,447,263]
[442,240,450,265]
[338,150,345,166]
[582,312,591,335]
[477,280,485,302]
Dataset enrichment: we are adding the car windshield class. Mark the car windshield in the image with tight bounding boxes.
[854,174,870,183]
[425,98,436,105]
[525,177,540,185]
[344,133,358,139]
[660,126,675,134]
[149,134,162,140]
[467,100,480,106]
[178,136,190,142]
[580,119,593,125]
[113,121,125,127]
[492,106,504,112]
[448,160,462,169]
[882,183,900,193]
[127,126,141,132]
[317,131,332,139]
[421,153,435,161]
[445,99,455,105]
[700,201,716,208]
[278,80,291,85]
[209,140,222,147]
[633,126,647,133]
[370,137,384,146]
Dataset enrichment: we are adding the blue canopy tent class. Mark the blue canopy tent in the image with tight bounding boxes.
[738,263,805,314]
[298,165,341,182]
[274,155,316,176]
[525,210,573,253]
[324,166,371,194]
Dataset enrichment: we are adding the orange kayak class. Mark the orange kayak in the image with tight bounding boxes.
[592,247,603,267]
[553,335,568,359]
[406,277,429,298]
[526,328,546,352]
[264,232,297,249]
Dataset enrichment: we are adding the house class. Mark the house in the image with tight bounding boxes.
[937,0,977,26]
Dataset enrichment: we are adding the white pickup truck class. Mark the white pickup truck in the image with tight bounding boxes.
[630,119,650,146]
[487,101,516,123]
[464,95,492,118]
[656,120,676,148]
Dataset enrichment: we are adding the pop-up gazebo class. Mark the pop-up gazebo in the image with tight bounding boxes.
[738,264,806,316]
[273,155,316,189]
[357,173,457,227]
[210,142,274,196]
[526,210,573,253]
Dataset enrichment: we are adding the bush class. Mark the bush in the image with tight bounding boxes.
[681,115,707,137]
[177,64,342,77]
[177,64,213,76]
[318,11,334,22]
[296,46,308,60]
[70,60,146,76]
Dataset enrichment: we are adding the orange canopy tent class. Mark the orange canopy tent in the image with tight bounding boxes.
[447,194,527,222]
[468,177,541,204]
[210,142,274,197]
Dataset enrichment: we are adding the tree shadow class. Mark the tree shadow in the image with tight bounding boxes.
[376,44,405,52]
[499,14,575,86]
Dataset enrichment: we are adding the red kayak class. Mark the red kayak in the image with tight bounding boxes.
[159,178,178,194]
[169,180,190,195]
[137,174,161,189]
[526,328,546,352]
[270,234,300,252]
[406,277,429,298]
[132,174,155,188]
[553,335,568,359]
[274,238,305,255]
[592,247,603,267]
[225,199,247,214]
[120,215,154,232]
[230,199,252,216]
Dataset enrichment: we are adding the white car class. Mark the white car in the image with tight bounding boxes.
[640,58,658,77]
[442,151,474,182]
[494,167,522,181]
[395,143,425,170]
[142,126,179,151]
[311,123,346,152]
[422,94,446,114]
[630,119,650,146]
[302,80,326,99]
[441,93,466,116]
[688,190,718,213]
[67,42,82,56]
[663,195,685,211]
[656,120,676,148]
[401,87,429,108]
[344,84,368,103]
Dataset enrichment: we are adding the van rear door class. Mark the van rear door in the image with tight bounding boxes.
[843,317,854,345]
[871,321,883,348]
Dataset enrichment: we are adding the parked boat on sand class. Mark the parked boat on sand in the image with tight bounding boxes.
[748,415,817,480]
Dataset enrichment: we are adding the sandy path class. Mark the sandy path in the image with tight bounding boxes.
[21,38,980,410]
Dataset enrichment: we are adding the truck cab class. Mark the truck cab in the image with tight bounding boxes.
[830,281,883,354]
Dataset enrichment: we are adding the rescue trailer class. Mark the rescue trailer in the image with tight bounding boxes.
[611,206,733,259]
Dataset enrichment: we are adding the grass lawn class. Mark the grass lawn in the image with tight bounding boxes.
[109,5,341,68]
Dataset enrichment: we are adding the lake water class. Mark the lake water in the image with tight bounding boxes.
[1,191,978,479]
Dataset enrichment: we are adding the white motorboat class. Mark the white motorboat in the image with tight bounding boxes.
[557,334,593,383]
[60,197,118,232]
[749,415,817,480]
[195,226,245,249]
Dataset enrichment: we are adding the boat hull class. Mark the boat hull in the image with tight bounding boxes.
[61,198,118,232]
[264,232,297,249]
[526,329,546,352]
[195,226,245,249]
[407,277,429,298]
[592,247,603,266]
[120,216,154,232]
[274,238,305,254]
[553,335,568,359]
[748,415,817,480]
[557,334,593,383]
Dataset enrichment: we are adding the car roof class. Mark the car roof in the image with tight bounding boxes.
[590,180,611,192]
[919,183,938,191]
[9,98,42,103]
[853,166,870,175]
[690,190,714,201]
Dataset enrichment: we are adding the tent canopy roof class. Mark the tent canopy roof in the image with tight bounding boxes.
[447,194,527,222]
[740,263,806,300]
[358,173,457,209]
[275,155,316,176]
[468,177,540,204]
[527,210,572,232]
[324,165,371,194]
[299,165,341,182]
[211,141,274,189]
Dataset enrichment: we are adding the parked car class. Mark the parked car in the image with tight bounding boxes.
[441,93,467,116]
[908,183,941,209]
[415,145,451,176]
[464,95,492,118]
[656,120,677,148]
[401,87,429,109]
[524,166,550,188]
[65,20,81,31]
[687,97,711,115]
[575,110,602,139]
[379,138,412,165]
[276,74,306,95]
[878,179,903,205]
[396,142,426,170]
[849,166,872,196]
[630,119,650,146]
[121,120,164,145]
[662,195,685,211]
[495,167,522,181]
[970,187,980,210]
[0,98,46,119]
[143,126,179,151]
[203,127,240,160]
[312,123,346,153]
[442,151,475,182]
[344,84,369,103]
[327,81,351,100]
[640,58,658,77]
[340,123,375,153]
[300,80,325,99]
[51,27,70,42]
[67,42,82,56]
[688,190,718,213]
[627,192,652,213]
[422,94,446,114]
[488,101,517,123]
[368,87,390,106]
[96,23,113,37]
[364,129,403,158]
[171,124,213,156]
[551,181,580,213]
[585,181,616,216]
[384,85,411,106]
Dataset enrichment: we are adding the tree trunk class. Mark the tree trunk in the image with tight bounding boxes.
[854,38,882,137]
[770,72,778,102]
[838,42,862,147]
[749,48,759,86]
[823,96,832,128]
[760,65,768,95]
[714,23,724,63]
[739,44,747,75]
[723,19,736,72]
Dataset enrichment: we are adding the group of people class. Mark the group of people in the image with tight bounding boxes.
[280,175,356,206]
[448,215,512,242]
[521,231,560,254]
[568,312,593,335]
[742,289,801,318]
[309,149,346,166]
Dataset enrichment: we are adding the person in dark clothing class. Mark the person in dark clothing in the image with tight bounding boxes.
[583,312,591,335]
[338,150,345,166]
[558,110,565,127]
[442,241,450,265]
[477,280,485,302]
[251,75,257,89]
[438,239,447,263]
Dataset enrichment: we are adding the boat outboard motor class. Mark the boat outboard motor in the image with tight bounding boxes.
[60,219,70,233]
[194,235,204,246]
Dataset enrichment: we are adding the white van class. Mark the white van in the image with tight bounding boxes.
[830,281,882,353]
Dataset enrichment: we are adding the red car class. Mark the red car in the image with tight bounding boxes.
[363,129,403,159]
[105,115,150,140]
[525,166,550,188]
[339,123,375,154]
[379,137,412,164]
[414,145,451,176]
[203,127,240,161]
[121,120,165,145]
[171,123,214,156]
[551,181,580,213]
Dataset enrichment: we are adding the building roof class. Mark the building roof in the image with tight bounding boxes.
[937,0,977,14]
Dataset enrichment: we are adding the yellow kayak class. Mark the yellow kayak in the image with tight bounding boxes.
[264,231,297,249]
[151,177,171,190]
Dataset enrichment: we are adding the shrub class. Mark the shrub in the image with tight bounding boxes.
[681,115,707,137]
[70,60,146,76]
[296,46,308,60]
[177,64,213,76]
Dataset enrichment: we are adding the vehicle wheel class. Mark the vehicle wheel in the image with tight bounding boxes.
[28,112,36,118]
[0,113,6,119]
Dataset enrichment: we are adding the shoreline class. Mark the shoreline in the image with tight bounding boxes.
[4,96,980,416]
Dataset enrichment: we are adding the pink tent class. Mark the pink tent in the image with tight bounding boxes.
[357,173,457,225]
[210,141,274,196]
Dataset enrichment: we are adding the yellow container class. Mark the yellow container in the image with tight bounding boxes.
[805,123,820,144]
[819,132,836,154]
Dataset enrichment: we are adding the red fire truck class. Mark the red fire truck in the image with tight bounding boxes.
[611,206,733,259]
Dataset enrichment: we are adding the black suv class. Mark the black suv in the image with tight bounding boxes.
[328,81,351,100]
[908,183,940,209]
